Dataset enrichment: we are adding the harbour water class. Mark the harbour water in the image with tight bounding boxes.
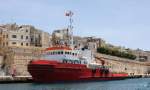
[0,78,150,90]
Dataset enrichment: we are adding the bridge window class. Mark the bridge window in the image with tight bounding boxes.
[66,52,68,54]
[65,52,72,55]
[50,52,52,55]
[75,53,77,56]
[53,52,56,55]
[55,52,58,55]
[69,52,71,55]
[58,51,61,54]
[61,51,63,54]
[67,52,69,54]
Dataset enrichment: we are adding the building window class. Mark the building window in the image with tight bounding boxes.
[12,35,17,38]
[26,36,28,39]
[31,38,33,42]
[3,43,5,46]
[21,43,23,46]
[26,43,28,46]
[3,35,5,38]
[12,42,16,44]
[21,35,23,39]
[6,42,8,46]
[26,30,28,32]
[6,34,8,38]
[0,31,2,34]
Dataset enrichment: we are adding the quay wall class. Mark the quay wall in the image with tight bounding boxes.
[95,53,150,76]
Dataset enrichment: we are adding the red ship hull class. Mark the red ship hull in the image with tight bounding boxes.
[28,60,128,83]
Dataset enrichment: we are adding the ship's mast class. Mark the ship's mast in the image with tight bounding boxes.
[65,11,74,49]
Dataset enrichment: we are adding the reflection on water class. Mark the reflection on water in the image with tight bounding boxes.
[0,78,150,90]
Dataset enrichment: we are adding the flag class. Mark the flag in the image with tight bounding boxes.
[65,13,70,16]
[65,11,73,16]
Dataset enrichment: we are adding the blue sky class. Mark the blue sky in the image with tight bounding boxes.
[0,0,150,50]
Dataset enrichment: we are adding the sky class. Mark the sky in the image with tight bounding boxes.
[0,0,150,50]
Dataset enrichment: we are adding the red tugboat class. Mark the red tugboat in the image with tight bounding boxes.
[28,46,128,83]
[27,11,128,83]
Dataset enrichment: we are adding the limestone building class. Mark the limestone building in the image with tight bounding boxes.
[0,23,51,76]
[0,23,51,48]
[52,29,70,45]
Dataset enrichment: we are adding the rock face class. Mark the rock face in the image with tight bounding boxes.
[95,53,150,76]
